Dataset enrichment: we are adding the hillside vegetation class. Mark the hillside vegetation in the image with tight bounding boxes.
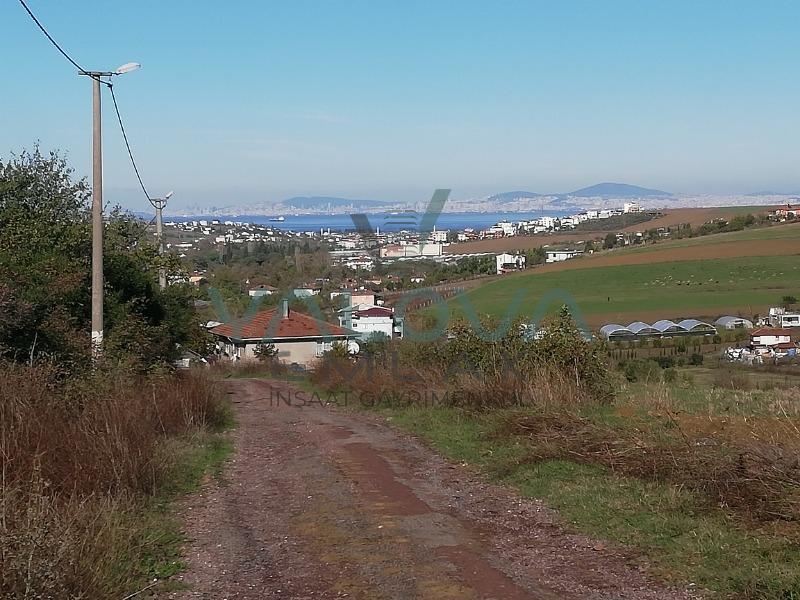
[443,223,800,326]
[0,148,229,597]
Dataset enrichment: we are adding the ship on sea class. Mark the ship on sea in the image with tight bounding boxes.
[269,216,285,222]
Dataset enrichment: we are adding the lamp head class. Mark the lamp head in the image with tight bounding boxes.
[115,62,141,75]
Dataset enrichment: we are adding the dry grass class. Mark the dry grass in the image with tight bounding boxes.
[208,358,290,380]
[312,355,599,411]
[498,382,800,526]
[0,362,229,598]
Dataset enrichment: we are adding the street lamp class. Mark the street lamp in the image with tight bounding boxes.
[151,191,174,290]
[115,62,141,75]
[79,63,140,356]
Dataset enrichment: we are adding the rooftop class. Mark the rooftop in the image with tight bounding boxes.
[211,308,354,341]
[751,327,793,336]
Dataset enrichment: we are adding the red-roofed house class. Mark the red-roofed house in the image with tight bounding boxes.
[750,327,792,349]
[210,300,358,366]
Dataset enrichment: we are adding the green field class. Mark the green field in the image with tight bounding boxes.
[621,222,800,252]
[450,256,797,323]
[443,225,800,325]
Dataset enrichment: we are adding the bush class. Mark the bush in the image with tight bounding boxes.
[689,353,704,366]
[314,306,616,408]
[0,362,228,598]
[653,355,675,369]
[623,359,662,383]
[254,342,278,361]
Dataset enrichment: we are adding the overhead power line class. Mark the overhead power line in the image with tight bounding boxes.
[109,85,152,204]
[17,0,91,76]
[17,0,158,209]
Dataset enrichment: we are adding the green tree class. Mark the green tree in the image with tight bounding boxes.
[0,147,206,370]
[0,148,91,364]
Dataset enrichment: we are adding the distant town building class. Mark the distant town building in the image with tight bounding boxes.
[380,243,443,258]
[248,284,277,298]
[545,249,583,263]
[768,307,800,328]
[750,327,793,349]
[292,286,320,298]
[772,204,799,220]
[495,253,526,275]
[338,304,403,341]
[431,228,449,243]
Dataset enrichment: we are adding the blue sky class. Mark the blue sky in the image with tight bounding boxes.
[3,1,800,211]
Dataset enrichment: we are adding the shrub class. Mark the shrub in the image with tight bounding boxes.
[254,342,278,360]
[314,306,615,408]
[623,359,662,383]
[0,362,227,598]
[653,355,675,369]
[689,353,704,366]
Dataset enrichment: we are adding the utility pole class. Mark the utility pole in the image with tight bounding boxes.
[79,63,139,356]
[89,74,104,354]
[151,191,174,290]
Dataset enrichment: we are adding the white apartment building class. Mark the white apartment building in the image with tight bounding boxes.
[545,249,583,263]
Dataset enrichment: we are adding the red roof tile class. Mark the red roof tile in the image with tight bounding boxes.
[211,308,353,340]
[751,327,793,337]
[354,307,394,317]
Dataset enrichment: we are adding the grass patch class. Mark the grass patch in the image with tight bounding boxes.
[448,254,800,320]
[371,402,800,599]
[135,430,234,588]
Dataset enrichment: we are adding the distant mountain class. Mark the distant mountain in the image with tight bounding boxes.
[282,196,392,210]
[488,190,542,203]
[565,183,672,198]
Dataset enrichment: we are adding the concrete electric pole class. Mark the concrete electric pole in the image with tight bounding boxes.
[79,63,140,355]
[151,191,174,290]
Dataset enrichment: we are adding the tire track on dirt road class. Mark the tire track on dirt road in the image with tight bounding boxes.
[167,379,700,600]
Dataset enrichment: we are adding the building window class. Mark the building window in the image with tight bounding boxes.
[315,341,334,357]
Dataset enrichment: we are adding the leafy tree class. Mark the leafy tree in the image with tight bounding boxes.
[603,233,616,249]
[0,147,206,370]
[0,148,90,364]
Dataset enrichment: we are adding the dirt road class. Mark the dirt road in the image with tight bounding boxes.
[168,379,698,600]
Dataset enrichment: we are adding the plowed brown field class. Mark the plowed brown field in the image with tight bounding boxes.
[529,238,800,276]
[446,206,781,254]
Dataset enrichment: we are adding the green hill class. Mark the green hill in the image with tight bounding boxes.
[439,224,800,326]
